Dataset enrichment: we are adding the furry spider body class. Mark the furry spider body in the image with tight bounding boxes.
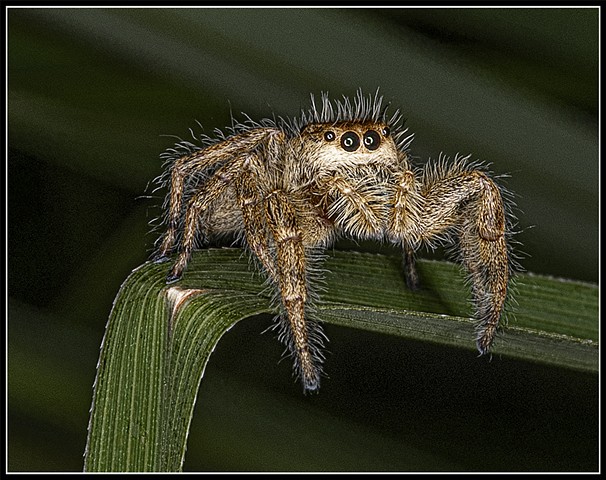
[153,91,514,393]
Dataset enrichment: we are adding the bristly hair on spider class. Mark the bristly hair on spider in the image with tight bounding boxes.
[150,89,518,393]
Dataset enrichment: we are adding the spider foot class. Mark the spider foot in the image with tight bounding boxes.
[152,254,171,264]
[475,324,497,356]
[166,269,183,284]
[476,341,490,356]
[402,247,420,291]
[301,368,321,394]
[405,271,420,291]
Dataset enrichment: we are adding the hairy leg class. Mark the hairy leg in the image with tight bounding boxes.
[236,167,278,280]
[388,168,423,290]
[155,128,282,261]
[265,189,323,392]
[419,165,509,353]
[166,160,243,282]
[458,175,509,353]
[402,246,420,291]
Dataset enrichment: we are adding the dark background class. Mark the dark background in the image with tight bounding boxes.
[7,7,598,472]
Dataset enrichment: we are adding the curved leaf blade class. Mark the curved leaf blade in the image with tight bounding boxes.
[84,248,598,471]
[84,260,270,471]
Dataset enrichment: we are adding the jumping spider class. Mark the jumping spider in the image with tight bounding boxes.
[153,91,515,393]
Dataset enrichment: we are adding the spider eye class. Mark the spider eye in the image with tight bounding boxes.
[340,131,360,152]
[363,130,381,151]
[381,126,390,137]
[324,131,336,142]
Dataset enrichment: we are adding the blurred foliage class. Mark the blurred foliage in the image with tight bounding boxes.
[7,7,598,472]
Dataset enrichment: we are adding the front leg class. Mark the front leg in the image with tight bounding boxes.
[265,189,324,392]
[413,161,510,354]
[402,246,420,291]
[457,172,509,354]
[388,168,423,290]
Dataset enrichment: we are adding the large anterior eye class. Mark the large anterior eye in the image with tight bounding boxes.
[363,130,381,151]
[340,131,360,152]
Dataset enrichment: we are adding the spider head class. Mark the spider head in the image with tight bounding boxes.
[300,121,399,172]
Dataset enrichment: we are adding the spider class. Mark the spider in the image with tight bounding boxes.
[152,90,515,393]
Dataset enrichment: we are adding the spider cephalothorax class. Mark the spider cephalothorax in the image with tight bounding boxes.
[153,91,515,393]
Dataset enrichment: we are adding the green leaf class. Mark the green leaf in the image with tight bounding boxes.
[84,261,268,471]
[84,248,597,472]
